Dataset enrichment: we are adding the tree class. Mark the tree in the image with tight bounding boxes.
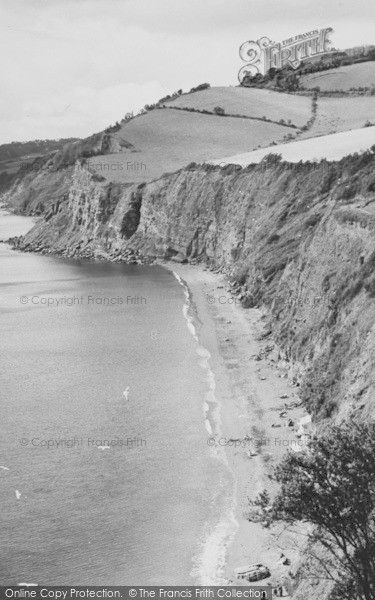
[213,106,225,116]
[253,423,375,599]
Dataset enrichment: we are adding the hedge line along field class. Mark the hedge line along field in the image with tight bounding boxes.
[162,86,312,128]
[88,108,291,183]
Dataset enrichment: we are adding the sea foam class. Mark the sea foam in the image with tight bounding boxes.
[172,271,238,585]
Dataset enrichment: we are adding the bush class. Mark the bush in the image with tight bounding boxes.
[189,83,210,93]
[91,173,106,182]
[261,153,282,166]
[104,121,121,134]
[213,106,225,116]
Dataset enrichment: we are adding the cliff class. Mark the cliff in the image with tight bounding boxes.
[0,132,134,215]
[7,152,375,596]
[10,154,375,426]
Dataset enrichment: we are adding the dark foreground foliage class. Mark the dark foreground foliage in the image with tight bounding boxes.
[253,423,375,599]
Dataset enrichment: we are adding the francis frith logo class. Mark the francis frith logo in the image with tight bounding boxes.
[238,27,334,82]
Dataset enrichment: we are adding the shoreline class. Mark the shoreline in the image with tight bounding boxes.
[4,212,307,589]
[172,270,239,586]
[168,262,307,593]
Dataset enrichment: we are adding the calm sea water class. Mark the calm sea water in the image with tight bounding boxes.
[0,208,235,586]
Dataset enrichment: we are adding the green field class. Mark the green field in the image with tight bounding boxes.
[88,108,290,183]
[300,62,375,91]
[162,86,311,128]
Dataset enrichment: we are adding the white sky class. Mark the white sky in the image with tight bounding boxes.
[1,0,374,143]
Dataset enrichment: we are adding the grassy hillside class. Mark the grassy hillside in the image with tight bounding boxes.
[87,108,291,183]
[5,71,375,210]
[65,85,375,184]
[300,62,375,91]
[299,96,375,138]
[162,86,311,128]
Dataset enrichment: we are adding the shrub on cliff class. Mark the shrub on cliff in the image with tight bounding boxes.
[253,423,375,600]
[260,153,282,166]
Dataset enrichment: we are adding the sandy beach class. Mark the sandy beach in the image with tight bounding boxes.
[168,262,309,593]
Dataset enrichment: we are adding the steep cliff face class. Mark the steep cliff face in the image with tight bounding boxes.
[11,154,375,426]
[0,161,72,216]
[8,153,375,597]
[0,132,134,216]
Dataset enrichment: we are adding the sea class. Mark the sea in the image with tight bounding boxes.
[0,207,237,586]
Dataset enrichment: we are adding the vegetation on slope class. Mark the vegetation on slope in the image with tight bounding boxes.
[253,423,375,600]
[0,137,79,189]
[242,53,375,93]
[0,138,79,163]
